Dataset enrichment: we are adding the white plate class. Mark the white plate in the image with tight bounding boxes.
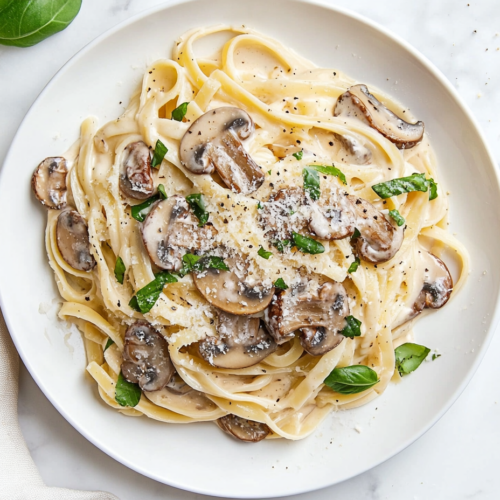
[1,0,499,497]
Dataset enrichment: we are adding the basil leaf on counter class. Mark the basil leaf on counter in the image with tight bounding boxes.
[0,0,82,48]
[171,102,189,121]
[158,184,168,200]
[308,164,347,185]
[324,365,379,394]
[341,315,362,338]
[115,372,141,407]
[348,256,360,274]
[131,195,159,222]
[186,193,209,227]
[274,278,288,290]
[104,339,115,352]
[292,232,325,255]
[151,139,168,168]
[130,271,178,314]
[293,150,303,160]
[258,247,273,259]
[372,173,429,199]
[273,239,291,253]
[114,257,126,284]
[388,209,405,227]
[303,167,321,200]
[395,342,430,376]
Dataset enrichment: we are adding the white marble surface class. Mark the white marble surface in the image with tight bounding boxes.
[1,0,500,498]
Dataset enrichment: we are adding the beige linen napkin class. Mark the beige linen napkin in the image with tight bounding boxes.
[0,310,118,500]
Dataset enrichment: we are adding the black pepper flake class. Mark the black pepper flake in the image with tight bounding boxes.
[85,297,90,301]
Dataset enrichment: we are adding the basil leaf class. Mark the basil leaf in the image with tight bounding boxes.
[432,353,441,361]
[151,139,168,168]
[372,173,428,199]
[292,150,303,160]
[257,201,263,210]
[171,102,189,121]
[179,253,229,277]
[131,195,159,222]
[292,232,325,254]
[128,296,141,312]
[0,0,82,48]
[324,365,379,394]
[115,372,141,407]
[114,257,126,284]
[104,339,115,352]
[388,209,405,226]
[341,315,362,338]
[303,167,321,200]
[158,184,167,200]
[186,193,209,226]
[258,247,273,259]
[428,178,438,200]
[273,239,291,253]
[395,342,430,376]
[131,271,178,314]
[351,228,361,240]
[274,278,288,290]
[308,164,347,185]
[348,256,360,274]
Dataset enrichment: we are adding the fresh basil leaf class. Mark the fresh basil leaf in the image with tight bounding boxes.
[114,257,126,284]
[267,170,272,175]
[308,164,347,185]
[158,184,167,200]
[131,195,159,222]
[292,150,303,160]
[348,256,360,274]
[257,201,263,210]
[171,102,189,121]
[428,178,438,200]
[179,253,229,277]
[0,0,82,48]
[395,342,430,376]
[104,339,115,352]
[132,271,178,314]
[186,193,209,226]
[128,296,141,312]
[341,315,362,338]
[274,278,288,290]
[115,372,141,407]
[303,167,321,200]
[324,365,379,394]
[292,232,325,254]
[372,173,428,199]
[388,209,405,226]
[273,239,291,253]
[351,228,361,240]
[151,139,168,168]
[258,247,273,259]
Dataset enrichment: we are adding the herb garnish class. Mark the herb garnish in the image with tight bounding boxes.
[341,315,362,338]
[115,372,141,407]
[131,184,167,222]
[104,339,115,352]
[348,256,360,274]
[273,239,291,253]
[324,365,379,394]
[114,257,126,284]
[292,150,303,160]
[292,232,325,255]
[151,140,168,168]
[351,228,361,240]
[258,247,273,259]
[171,102,189,121]
[274,278,288,290]
[158,184,168,200]
[303,167,321,200]
[186,193,209,226]
[395,343,430,376]
[308,164,347,185]
[388,209,405,226]
[129,271,178,314]
[372,173,438,200]
[178,253,230,277]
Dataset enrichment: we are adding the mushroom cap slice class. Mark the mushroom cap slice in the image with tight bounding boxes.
[300,326,344,356]
[349,195,404,263]
[192,254,274,315]
[120,141,154,200]
[31,157,68,209]
[56,209,96,271]
[415,252,453,311]
[334,84,424,149]
[179,107,265,195]
[141,195,218,271]
[121,320,174,392]
[217,414,270,442]
[333,133,372,165]
[198,310,277,369]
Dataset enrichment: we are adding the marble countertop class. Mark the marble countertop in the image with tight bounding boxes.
[1,0,499,498]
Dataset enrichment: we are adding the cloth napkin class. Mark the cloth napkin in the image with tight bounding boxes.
[0,309,119,500]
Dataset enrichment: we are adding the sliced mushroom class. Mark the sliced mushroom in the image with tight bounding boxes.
[268,144,305,159]
[193,254,274,315]
[141,195,218,271]
[56,209,96,271]
[349,195,404,263]
[217,414,270,442]
[121,320,174,392]
[265,280,349,355]
[179,107,265,194]
[165,372,193,395]
[198,310,277,368]
[334,84,424,149]
[120,141,154,200]
[333,133,372,165]
[31,157,68,209]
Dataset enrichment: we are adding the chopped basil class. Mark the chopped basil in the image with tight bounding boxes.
[273,239,291,253]
[351,228,361,240]
[324,365,379,394]
[348,256,360,274]
[158,183,168,200]
[258,246,273,259]
[115,372,141,407]
[171,102,189,121]
[395,342,430,376]
[292,150,303,160]
[131,195,159,222]
[432,353,441,361]
[341,315,362,338]
[388,209,405,226]
[114,257,126,284]
[179,253,229,277]
[130,271,178,314]
[303,167,321,200]
[274,278,288,290]
[151,139,168,168]
[292,232,325,254]
[371,173,438,200]
[104,338,115,352]
[186,193,209,226]
[257,201,263,210]
[267,170,272,175]
[308,164,347,185]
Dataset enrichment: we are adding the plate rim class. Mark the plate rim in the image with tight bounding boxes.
[1,0,500,496]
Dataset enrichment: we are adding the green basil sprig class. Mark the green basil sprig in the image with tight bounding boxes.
[258,247,273,259]
[388,209,405,226]
[293,150,303,160]
[115,372,141,407]
[395,342,430,376]
[303,167,321,200]
[292,232,325,255]
[308,164,347,185]
[129,271,178,314]
[178,253,230,277]
[151,140,168,168]
[114,257,126,284]
[341,315,362,338]
[186,193,209,226]
[130,184,167,222]
[324,365,379,394]
[171,102,189,121]
[274,278,288,290]
[348,256,360,274]
[372,173,438,200]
